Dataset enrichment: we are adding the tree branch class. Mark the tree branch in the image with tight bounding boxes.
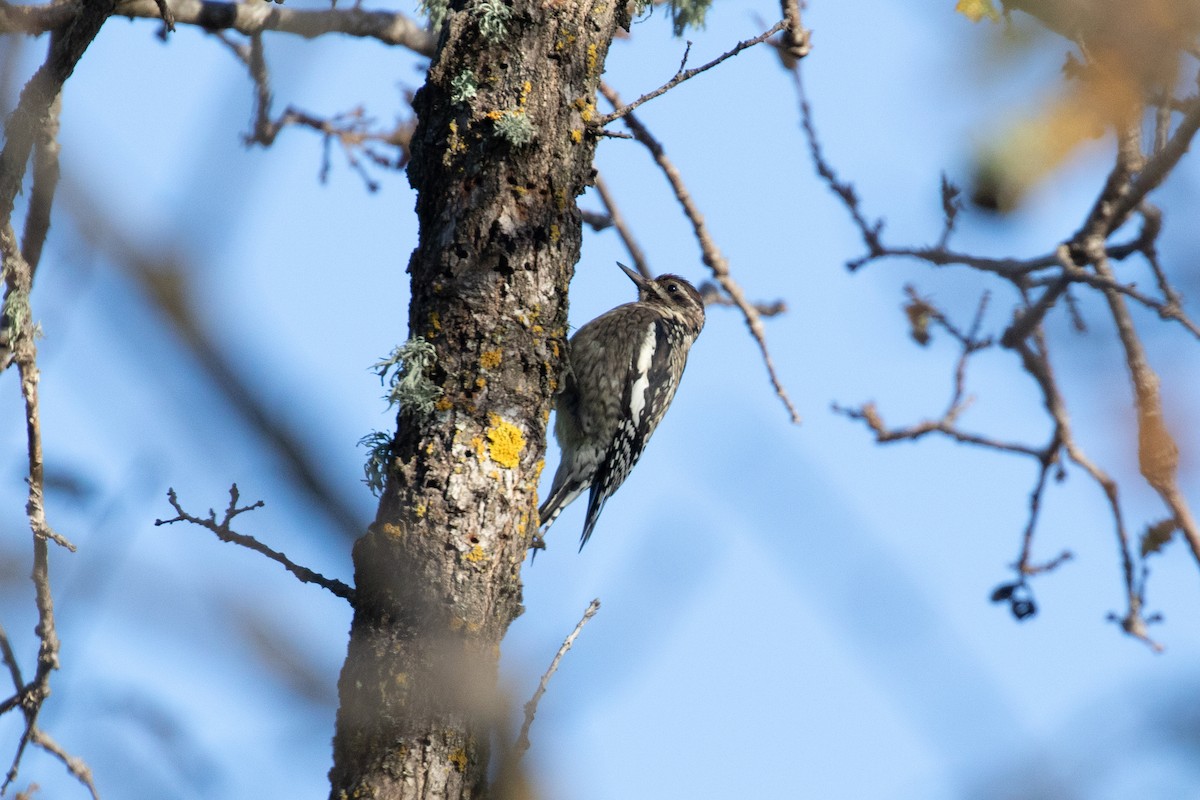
[512,598,600,760]
[155,485,356,604]
[1,0,437,55]
[597,20,786,126]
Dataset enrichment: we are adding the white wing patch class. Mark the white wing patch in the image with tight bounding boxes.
[628,322,658,428]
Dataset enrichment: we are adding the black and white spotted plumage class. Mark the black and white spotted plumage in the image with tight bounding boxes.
[538,263,705,550]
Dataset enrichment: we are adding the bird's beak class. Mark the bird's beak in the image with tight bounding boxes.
[617,261,650,288]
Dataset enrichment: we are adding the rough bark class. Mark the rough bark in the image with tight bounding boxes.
[329,3,631,798]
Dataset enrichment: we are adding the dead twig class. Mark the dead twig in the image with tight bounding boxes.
[156,485,356,603]
[214,31,412,191]
[597,20,786,127]
[0,228,96,796]
[513,598,601,760]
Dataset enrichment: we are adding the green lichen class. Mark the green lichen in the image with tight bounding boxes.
[358,431,394,497]
[450,70,478,104]
[1,264,28,343]
[373,337,443,414]
[493,110,535,147]
[471,0,511,40]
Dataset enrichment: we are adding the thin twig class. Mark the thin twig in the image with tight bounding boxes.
[591,173,650,278]
[597,21,786,126]
[0,0,118,226]
[513,598,601,760]
[602,83,801,424]
[697,283,787,317]
[155,485,357,603]
[833,402,1044,459]
[1008,327,1161,651]
[215,31,411,188]
[1092,251,1200,570]
[30,729,99,800]
[0,227,95,796]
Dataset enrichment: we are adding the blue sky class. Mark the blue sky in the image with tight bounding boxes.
[2,1,1200,798]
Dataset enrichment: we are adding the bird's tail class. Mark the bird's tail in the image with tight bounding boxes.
[537,480,584,536]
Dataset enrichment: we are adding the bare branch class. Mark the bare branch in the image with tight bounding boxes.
[214,31,411,189]
[30,729,99,800]
[1092,250,1200,571]
[0,0,117,224]
[794,49,1184,647]
[597,20,786,127]
[156,485,357,603]
[1006,326,1162,651]
[0,227,95,796]
[1,0,437,55]
[590,173,650,278]
[602,83,801,424]
[697,282,787,317]
[1108,96,1200,233]
[834,401,1045,459]
[513,598,601,760]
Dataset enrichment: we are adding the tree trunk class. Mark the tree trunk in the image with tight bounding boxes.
[329,3,631,798]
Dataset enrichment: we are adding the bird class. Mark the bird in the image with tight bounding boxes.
[536,262,706,551]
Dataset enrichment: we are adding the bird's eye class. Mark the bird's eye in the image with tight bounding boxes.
[667,283,678,293]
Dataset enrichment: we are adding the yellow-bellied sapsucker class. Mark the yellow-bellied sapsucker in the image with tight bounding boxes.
[538,263,706,550]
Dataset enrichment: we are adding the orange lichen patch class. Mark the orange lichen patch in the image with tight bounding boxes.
[469,436,487,462]
[479,349,502,370]
[486,414,525,468]
[475,377,487,389]
[449,749,468,772]
[435,396,453,412]
[570,129,583,143]
[574,96,596,123]
[379,523,404,539]
[464,544,486,563]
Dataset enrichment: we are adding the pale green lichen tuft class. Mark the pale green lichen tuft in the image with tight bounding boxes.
[471,0,511,40]
[358,431,394,496]
[373,337,443,414]
[1,286,28,344]
[450,70,478,104]
[494,111,535,147]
